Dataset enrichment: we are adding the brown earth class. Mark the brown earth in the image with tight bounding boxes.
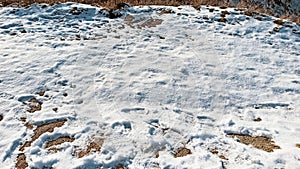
[228,133,281,152]
[209,148,228,160]
[36,90,45,96]
[75,137,104,158]
[253,117,262,122]
[296,144,300,148]
[19,119,67,151]
[24,97,42,113]
[174,147,192,158]
[115,165,126,169]
[16,153,28,169]
[16,119,67,168]
[45,136,75,148]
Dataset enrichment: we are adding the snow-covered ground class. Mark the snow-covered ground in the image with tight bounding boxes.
[0,3,299,169]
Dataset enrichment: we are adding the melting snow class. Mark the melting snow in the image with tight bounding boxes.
[0,3,299,169]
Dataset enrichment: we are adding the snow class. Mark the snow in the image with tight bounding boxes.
[0,2,299,169]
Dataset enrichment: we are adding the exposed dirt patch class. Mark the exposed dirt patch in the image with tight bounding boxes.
[24,122,34,129]
[253,117,262,122]
[154,151,160,158]
[174,147,192,158]
[45,136,75,148]
[217,17,227,23]
[208,148,228,160]
[37,90,45,96]
[0,114,3,121]
[228,133,280,152]
[20,117,34,129]
[220,10,230,17]
[16,153,28,169]
[244,10,259,16]
[273,27,280,32]
[274,19,284,25]
[19,119,67,151]
[115,164,126,169]
[75,35,81,40]
[159,9,174,14]
[153,147,166,158]
[75,137,104,158]
[296,144,300,148]
[70,6,82,15]
[23,98,42,113]
[20,117,26,122]
[48,147,59,153]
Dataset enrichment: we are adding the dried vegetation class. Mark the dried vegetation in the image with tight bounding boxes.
[0,0,299,25]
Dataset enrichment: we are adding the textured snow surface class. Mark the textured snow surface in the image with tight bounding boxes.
[0,3,300,169]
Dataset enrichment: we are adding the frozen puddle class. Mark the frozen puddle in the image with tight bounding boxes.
[0,3,299,169]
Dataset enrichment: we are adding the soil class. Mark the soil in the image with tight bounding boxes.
[174,147,192,158]
[228,133,280,152]
[253,117,262,122]
[24,122,34,129]
[19,119,67,151]
[24,98,42,113]
[209,148,228,160]
[16,153,28,169]
[75,137,104,158]
[37,90,45,96]
[45,136,75,148]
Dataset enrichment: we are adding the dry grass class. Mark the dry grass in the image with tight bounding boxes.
[0,0,229,9]
[1,0,298,25]
[228,133,281,152]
